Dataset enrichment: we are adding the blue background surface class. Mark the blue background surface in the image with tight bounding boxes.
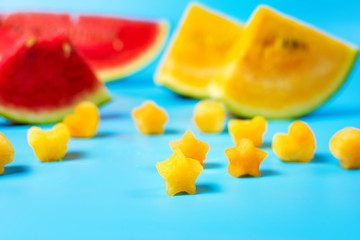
[0,1,360,239]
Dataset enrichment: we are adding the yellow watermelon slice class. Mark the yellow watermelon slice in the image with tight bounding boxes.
[210,6,358,119]
[155,3,244,98]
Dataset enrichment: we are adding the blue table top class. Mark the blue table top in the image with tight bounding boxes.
[1,1,360,239]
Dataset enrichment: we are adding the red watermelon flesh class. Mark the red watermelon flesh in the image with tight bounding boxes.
[0,28,24,59]
[0,12,168,82]
[71,16,163,68]
[2,12,71,37]
[0,33,111,124]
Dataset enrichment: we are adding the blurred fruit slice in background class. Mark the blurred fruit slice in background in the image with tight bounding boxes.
[2,12,72,36]
[70,16,168,82]
[0,32,111,124]
[1,12,168,82]
[155,3,244,98]
[210,5,358,119]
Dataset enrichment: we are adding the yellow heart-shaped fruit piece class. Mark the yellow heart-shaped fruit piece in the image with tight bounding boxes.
[272,120,316,163]
[228,116,267,147]
[28,123,70,162]
[63,101,100,138]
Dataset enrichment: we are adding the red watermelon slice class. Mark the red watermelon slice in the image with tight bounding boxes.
[71,15,168,82]
[1,13,168,82]
[0,31,111,124]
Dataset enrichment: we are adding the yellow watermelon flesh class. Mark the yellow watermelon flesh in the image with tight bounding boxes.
[155,3,244,98]
[210,5,358,119]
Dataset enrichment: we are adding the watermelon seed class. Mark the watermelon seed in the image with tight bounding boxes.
[63,43,72,57]
[25,37,36,48]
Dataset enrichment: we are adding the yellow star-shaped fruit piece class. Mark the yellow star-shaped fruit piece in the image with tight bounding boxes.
[228,116,267,147]
[272,120,316,163]
[170,130,210,166]
[156,150,203,196]
[132,101,168,135]
[225,138,268,177]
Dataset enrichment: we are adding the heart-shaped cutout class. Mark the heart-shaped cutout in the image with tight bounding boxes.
[28,123,70,162]
[228,116,267,147]
[272,120,316,163]
[63,101,99,138]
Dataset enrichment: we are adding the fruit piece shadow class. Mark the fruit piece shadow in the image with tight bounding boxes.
[94,132,119,138]
[261,141,272,149]
[197,183,222,194]
[236,169,281,178]
[0,121,25,127]
[63,151,86,161]
[1,165,30,176]
[101,113,128,120]
[204,162,223,169]
[227,113,248,119]
[311,153,330,163]
[164,128,180,135]
[173,183,222,196]
[261,169,281,177]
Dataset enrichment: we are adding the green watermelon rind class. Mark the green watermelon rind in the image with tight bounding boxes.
[0,86,111,124]
[217,47,359,119]
[156,73,210,99]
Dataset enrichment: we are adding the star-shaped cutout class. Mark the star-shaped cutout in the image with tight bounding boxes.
[170,130,210,166]
[62,101,99,138]
[156,150,203,196]
[228,116,267,147]
[225,138,268,177]
[132,101,168,135]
